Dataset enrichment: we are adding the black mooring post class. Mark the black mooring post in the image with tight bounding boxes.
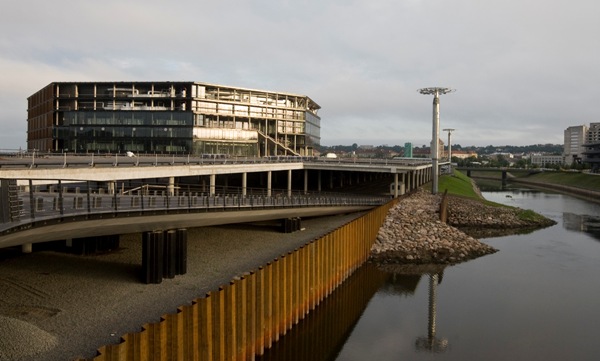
[163,230,177,279]
[142,231,164,284]
[175,228,187,275]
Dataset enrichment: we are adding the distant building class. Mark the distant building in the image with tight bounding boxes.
[530,154,565,167]
[564,125,588,164]
[451,150,478,159]
[404,142,413,158]
[582,122,600,172]
[27,81,321,157]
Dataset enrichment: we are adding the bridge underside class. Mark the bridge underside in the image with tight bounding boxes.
[0,205,371,249]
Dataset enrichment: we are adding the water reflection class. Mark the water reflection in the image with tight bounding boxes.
[256,263,389,361]
[563,212,600,241]
[415,273,449,353]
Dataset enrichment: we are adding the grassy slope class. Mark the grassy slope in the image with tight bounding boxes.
[438,170,482,199]
[437,170,550,223]
[516,171,600,192]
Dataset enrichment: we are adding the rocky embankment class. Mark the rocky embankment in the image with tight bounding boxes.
[370,188,554,265]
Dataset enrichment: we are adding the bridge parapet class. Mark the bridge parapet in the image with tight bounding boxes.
[0,180,389,248]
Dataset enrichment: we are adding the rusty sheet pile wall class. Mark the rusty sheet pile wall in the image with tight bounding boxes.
[79,200,395,361]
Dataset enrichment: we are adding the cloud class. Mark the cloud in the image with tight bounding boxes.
[1,0,598,149]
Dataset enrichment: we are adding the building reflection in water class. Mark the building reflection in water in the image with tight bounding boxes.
[563,212,600,241]
[258,263,453,360]
[415,272,449,353]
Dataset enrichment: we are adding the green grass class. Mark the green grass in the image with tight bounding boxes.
[438,170,482,199]
[523,171,600,192]
[438,170,554,223]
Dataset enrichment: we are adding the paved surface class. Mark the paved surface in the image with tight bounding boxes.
[0,212,364,361]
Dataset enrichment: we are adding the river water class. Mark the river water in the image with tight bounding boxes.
[259,186,600,361]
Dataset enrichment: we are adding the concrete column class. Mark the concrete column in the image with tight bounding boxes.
[304,169,308,194]
[242,172,247,197]
[394,173,399,198]
[317,170,322,192]
[107,181,116,195]
[267,171,272,197]
[329,171,334,189]
[287,169,292,197]
[209,174,216,196]
[167,177,175,196]
[21,243,32,254]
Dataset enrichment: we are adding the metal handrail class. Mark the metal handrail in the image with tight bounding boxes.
[0,182,389,234]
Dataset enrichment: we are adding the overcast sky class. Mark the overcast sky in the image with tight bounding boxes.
[1,0,598,150]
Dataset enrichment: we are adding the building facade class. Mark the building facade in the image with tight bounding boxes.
[530,154,565,167]
[27,81,321,157]
[582,122,600,172]
[563,125,588,165]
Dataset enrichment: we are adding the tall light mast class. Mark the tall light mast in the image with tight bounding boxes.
[443,128,456,173]
[418,87,455,194]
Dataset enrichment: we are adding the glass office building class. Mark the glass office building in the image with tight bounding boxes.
[27,81,321,157]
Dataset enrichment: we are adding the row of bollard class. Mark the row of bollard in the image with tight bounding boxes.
[281,217,302,233]
[142,229,188,284]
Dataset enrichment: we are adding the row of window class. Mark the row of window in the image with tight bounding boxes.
[63,111,194,127]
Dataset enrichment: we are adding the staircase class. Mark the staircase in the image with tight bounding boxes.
[256,130,301,156]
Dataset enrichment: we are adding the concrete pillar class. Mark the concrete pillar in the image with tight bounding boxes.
[304,169,308,194]
[242,172,247,197]
[329,171,334,189]
[394,173,399,198]
[167,177,175,196]
[267,171,272,197]
[317,170,322,192]
[210,174,216,196]
[108,181,116,195]
[287,169,292,197]
[21,243,32,254]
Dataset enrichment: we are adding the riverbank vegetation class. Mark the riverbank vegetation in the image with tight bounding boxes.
[437,170,554,226]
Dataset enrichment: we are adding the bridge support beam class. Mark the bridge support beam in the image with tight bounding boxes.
[210,174,216,196]
[167,177,175,196]
[21,243,32,254]
[393,173,399,198]
[267,171,272,197]
[108,181,115,195]
[242,172,247,197]
[317,170,322,192]
[304,169,308,195]
[288,169,292,197]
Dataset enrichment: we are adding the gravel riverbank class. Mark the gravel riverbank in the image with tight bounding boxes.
[370,188,555,264]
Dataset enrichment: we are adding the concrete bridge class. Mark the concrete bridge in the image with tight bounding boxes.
[0,155,433,283]
[0,155,434,247]
[456,167,509,182]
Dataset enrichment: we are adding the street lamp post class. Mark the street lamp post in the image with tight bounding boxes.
[443,128,455,173]
[418,87,455,194]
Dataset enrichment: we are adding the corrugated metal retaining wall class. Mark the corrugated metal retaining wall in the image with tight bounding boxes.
[80,199,396,361]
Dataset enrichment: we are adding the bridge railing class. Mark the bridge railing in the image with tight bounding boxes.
[0,180,390,234]
[0,152,433,169]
